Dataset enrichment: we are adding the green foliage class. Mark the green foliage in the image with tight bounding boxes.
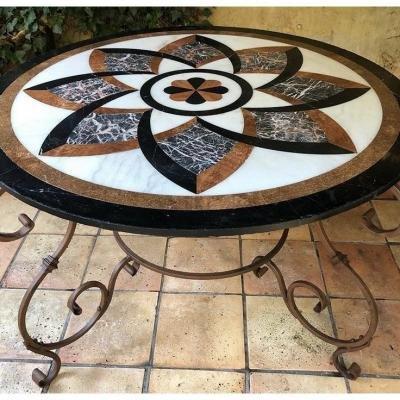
[0,7,213,74]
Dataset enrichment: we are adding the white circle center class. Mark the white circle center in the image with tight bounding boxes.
[150,71,242,111]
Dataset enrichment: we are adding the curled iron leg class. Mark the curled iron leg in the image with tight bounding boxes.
[0,188,35,242]
[0,213,34,242]
[252,223,378,380]
[18,220,138,387]
[362,206,400,236]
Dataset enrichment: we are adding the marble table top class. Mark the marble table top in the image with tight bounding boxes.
[0,27,399,236]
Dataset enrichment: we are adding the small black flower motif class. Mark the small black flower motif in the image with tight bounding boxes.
[164,77,228,104]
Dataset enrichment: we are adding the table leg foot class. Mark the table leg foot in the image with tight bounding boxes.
[253,223,378,380]
[18,221,138,387]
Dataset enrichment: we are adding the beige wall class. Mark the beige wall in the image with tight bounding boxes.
[211,7,400,77]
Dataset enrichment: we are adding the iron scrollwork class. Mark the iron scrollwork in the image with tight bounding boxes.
[16,219,379,387]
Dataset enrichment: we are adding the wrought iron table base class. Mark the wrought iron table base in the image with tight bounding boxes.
[0,205,380,387]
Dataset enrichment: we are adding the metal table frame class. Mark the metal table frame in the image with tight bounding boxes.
[1,187,397,388]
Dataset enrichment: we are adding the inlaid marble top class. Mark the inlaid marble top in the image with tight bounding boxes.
[0,27,399,235]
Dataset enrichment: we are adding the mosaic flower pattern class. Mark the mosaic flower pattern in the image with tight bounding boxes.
[24,34,370,194]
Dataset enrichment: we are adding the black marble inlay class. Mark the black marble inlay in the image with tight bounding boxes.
[270,75,344,102]
[68,112,142,145]
[104,53,154,73]
[97,48,195,69]
[256,47,303,90]
[247,87,370,113]
[251,110,327,143]
[239,49,287,71]
[158,121,235,174]
[25,71,134,90]
[170,40,223,66]
[137,110,198,193]
[199,117,351,155]
[39,90,135,154]
[49,77,121,104]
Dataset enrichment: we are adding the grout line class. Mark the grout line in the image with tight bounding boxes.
[239,237,250,393]
[0,209,40,286]
[141,237,168,393]
[41,226,101,394]
[3,284,399,302]
[2,357,400,381]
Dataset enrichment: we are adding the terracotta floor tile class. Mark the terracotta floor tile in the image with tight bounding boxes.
[350,377,400,392]
[84,235,165,291]
[318,242,400,300]
[242,241,323,296]
[154,293,244,369]
[0,362,49,393]
[33,212,98,235]
[250,372,346,393]
[0,289,69,360]
[163,238,241,293]
[372,200,400,242]
[0,239,21,283]
[331,299,400,375]
[3,234,94,289]
[242,225,311,241]
[391,245,400,268]
[246,296,335,371]
[59,291,157,365]
[149,369,245,393]
[311,203,386,243]
[48,366,144,393]
[0,192,37,232]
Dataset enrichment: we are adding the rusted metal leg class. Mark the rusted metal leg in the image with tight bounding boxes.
[306,222,378,380]
[362,206,400,237]
[251,223,378,380]
[362,182,400,236]
[18,221,138,387]
[0,213,34,242]
[0,188,35,242]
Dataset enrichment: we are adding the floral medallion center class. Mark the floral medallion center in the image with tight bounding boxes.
[164,77,228,105]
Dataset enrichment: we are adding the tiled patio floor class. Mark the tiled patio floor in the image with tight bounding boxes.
[0,191,399,393]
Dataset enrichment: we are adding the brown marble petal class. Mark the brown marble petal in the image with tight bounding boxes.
[306,109,356,152]
[171,80,195,90]
[197,80,222,90]
[170,90,194,101]
[198,90,223,102]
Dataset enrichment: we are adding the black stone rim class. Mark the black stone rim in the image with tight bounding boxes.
[0,26,399,236]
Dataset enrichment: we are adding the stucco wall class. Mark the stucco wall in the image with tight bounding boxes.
[211,7,400,77]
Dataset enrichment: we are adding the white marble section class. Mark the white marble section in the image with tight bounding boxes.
[10,32,383,197]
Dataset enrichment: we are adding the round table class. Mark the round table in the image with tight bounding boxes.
[1,26,399,388]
